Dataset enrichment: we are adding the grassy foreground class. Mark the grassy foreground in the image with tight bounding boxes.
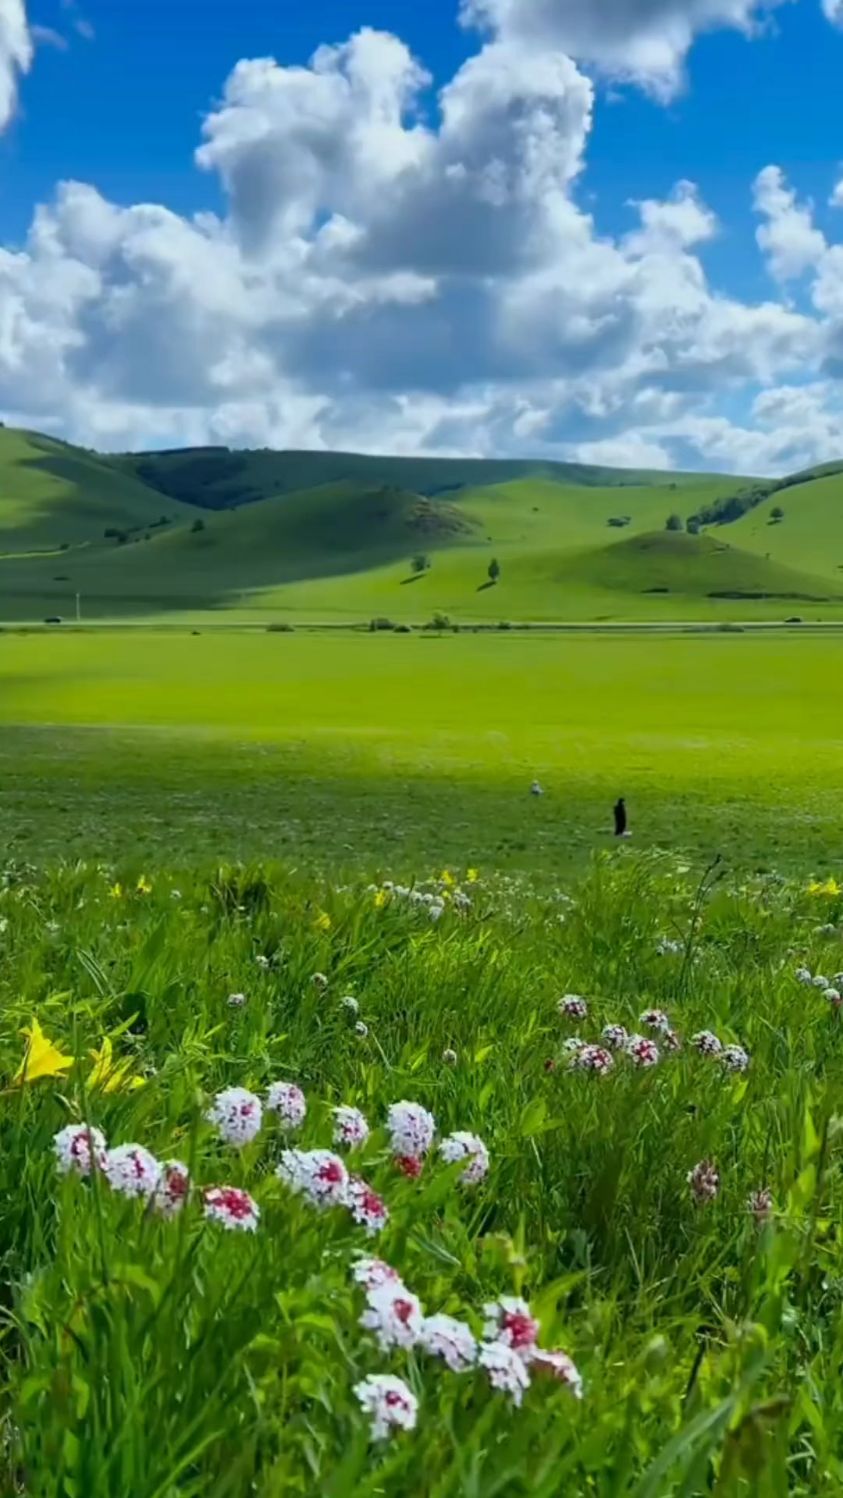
[2,631,843,877]
[1,853,843,1494]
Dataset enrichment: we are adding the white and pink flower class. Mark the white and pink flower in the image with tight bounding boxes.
[691,1031,723,1057]
[361,1281,424,1351]
[154,1160,190,1217]
[53,1123,107,1178]
[601,1024,628,1051]
[347,1176,389,1235]
[266,1081,307,1129]
[439,1131,490,1185]
[531,1349,583,1397]
[640,1009,670,1034]
[277,1148,349,1208]
[354,1374,418,1441]
[478,1341,531,1406]
[104,1144,161,1199]
[203,1185,260,1232]
[626,1034,660,1068]
[206,1087,263,1147]
[483,1297,540,1356]
[333,1105,370,1149]
[387,1101,435,1162]
[420,1313,477,1372]
[352,1257,401,1292]
[558,994,588,1020]
[571,1044,614,1074]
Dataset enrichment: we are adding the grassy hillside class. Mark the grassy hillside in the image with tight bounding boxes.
[1,425,842,622]
[0,429,194,554]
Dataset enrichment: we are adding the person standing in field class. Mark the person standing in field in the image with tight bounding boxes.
[614,797,627,837]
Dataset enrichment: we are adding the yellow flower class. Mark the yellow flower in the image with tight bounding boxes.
[466,868,479,884]
[108,882,123,900]
[440,869,455,887]
[373,889,389,909]
[136,875,153,895]
[13,1018,74,1085]
[314,910,332,932]
[88,1036,146,1094]
[807,877,841,897]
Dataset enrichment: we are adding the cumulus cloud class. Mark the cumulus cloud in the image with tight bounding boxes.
[822,0,843,23]
[1,6,843,474]
[0,0,31,128]
[462,0,788,97]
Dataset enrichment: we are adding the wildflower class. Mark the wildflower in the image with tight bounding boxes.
[333,1105,370,1148]
[562,1036,586,1056]
[255,954,270,971]
[812,974,830,989]
[442,1047,458,1066]
[277,1148,349,1208]
[87,1035,146,1094]
[348,1176,390,1234]
[558,994,588,1020]
[571,1044,614,1074]
[203,1185,260,1232]
[795,966,813,984]
[640,1008,670,1034]
[155,1160,190,1217]
[170,889,182,900]
[747,1187,773,1225]
[355,1020,369,1038]
[808,877,841,897]
[439,1131,490,1185]
[14,1018,73,1085]
[483,1297,540,1355]
[394,1153,424,1178]
[387,1101,435,1161]
[136,874,152,895]
[691,1030,723,1057]
[466,868,479,883]
[720,1044,750,1073]
[373,889,389,909]
[266,1081,307,1129]
[626,1034,660,1068]
[688,1159,719,1205]
[206,1087,263,1147]
[478,1341,531,1407]
[429,901,445,922]
[453,890,472,912]
[312,971,329,990]
[227,992,247,1008]
[440,869,455,887]
[823,987,843,1008]
[314,910,332,932]
[53,1122,107,1177]
[104,1144,161,1199]
[361,1281,424,1351]
[340,995,359,1015]
[531,1349,583,1397]
[354,1374,418,1441]
[657,938,683,956]
[352,1257,401,1292]
[108,882,123,900]
[420,1314,477,1372]
[601,1024,629,1050]
[815,923,838,937]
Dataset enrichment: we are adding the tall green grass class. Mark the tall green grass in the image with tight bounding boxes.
[2,852,843,1493]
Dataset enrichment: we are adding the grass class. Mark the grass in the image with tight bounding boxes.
[2,853,843,1494]
[2,630,843,876]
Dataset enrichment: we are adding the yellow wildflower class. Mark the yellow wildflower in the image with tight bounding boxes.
[13,1018,74,1085]
[373,889,389,909]
[108,882,123,900]
[88,1036,145,1094]
[466,868,479,884]
[314,910,332,932]
[440,869,455,887]
[136,875,153,895]
[807,877,841,897]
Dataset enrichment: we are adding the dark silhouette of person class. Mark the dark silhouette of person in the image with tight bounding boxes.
[613,797,627,837]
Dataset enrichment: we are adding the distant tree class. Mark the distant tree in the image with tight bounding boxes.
[770,505,785,522]
[686,517,701,535]
[488,557,501,583]
[411,553,430,574]
[665,514,683,532]
[116,531,128,545]
[191,517,206,534]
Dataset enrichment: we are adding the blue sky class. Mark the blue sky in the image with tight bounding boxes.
[1,0,843,471]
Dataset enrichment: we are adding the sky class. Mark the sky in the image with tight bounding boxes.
[2,0,843,473]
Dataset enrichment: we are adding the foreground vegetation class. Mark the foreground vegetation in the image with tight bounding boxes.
[1,852,843,1494]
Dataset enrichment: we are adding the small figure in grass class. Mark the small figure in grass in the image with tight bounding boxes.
[613,797,629,837]
[531,780,544,797]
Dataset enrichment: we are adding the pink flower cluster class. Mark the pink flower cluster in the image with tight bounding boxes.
[352,1263,582,1437]
[277,1148,389,1235]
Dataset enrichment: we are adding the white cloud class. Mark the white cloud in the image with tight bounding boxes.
[0,0,31,128]
[462,0,788,98]
[1,9,843,476]
[822,0,843,23]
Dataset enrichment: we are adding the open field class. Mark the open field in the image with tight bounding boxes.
[2,853,843,1493]
[2,630,842,875]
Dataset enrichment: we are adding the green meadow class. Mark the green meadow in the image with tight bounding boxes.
[2,628,841,875]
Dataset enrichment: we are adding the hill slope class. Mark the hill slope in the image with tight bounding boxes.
[0,429,195,554]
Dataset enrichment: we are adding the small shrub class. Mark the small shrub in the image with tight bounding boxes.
[393,623,413,633]
[267,622,295,633]
[191,517,206,534]
[665,514,683,532]
[488,557,501,583]
[607,516,631,529]
[369,617,396,632]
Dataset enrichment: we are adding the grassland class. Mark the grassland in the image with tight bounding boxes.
[3,630,843,876]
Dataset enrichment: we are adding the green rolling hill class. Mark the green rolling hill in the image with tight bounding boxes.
[1,426,842,623]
